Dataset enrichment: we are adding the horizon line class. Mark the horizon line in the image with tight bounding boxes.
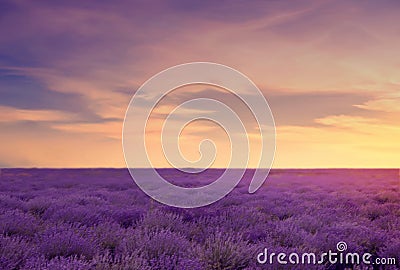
[1,167,398,170]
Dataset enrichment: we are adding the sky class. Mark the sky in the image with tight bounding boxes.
[0,0,399,168]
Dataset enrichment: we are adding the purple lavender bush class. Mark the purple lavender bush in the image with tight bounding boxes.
[0,168,398,269]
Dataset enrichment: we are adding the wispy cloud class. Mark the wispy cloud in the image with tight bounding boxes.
[0,105,79,123]
[355,97,400,113]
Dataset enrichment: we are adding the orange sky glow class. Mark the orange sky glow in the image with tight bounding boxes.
[0,0,399,168]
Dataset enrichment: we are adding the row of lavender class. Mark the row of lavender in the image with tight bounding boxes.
[0,169,399,269]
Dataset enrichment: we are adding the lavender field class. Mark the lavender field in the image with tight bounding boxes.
[0,169,399,269]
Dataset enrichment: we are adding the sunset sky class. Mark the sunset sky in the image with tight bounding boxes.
[0,0,399,168]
